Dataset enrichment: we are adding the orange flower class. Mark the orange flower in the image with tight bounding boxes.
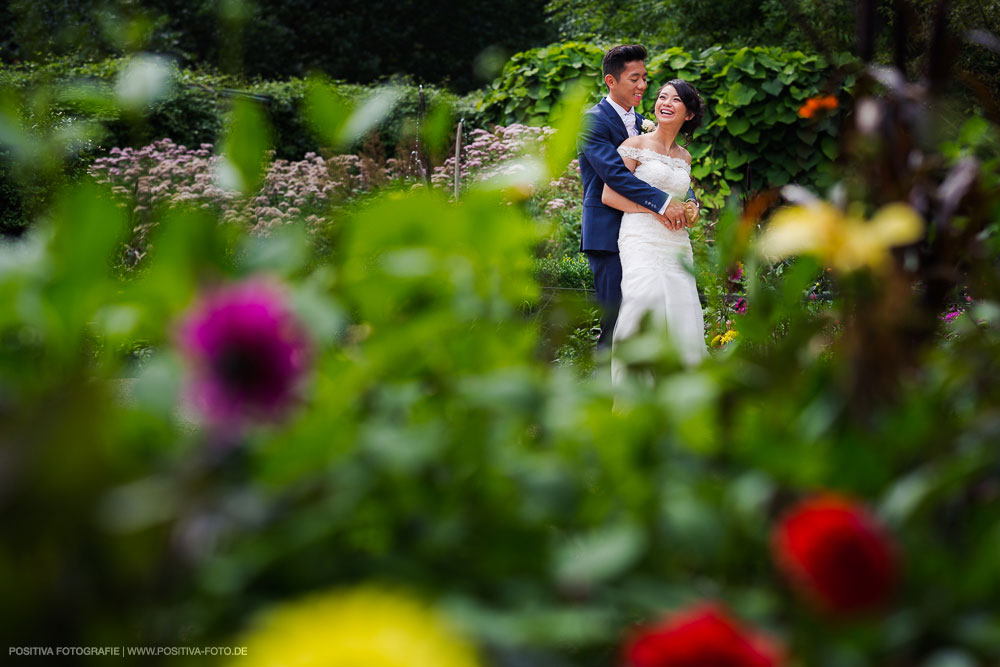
[798,95,838,118]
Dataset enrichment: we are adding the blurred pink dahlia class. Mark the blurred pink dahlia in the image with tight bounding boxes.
[178,279,310,424]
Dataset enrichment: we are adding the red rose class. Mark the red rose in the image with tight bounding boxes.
[625,604,782,667]
[772,495,897,614]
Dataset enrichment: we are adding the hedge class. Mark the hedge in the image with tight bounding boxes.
[0,57,486,160]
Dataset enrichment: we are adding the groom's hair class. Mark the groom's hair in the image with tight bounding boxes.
[602,45,647,83]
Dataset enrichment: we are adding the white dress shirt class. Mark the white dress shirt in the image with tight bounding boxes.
[605,96,671,214]
[605,96,639,137]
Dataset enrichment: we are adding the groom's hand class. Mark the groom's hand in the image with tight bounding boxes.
[656,200,688,231]
[683,201,700,227]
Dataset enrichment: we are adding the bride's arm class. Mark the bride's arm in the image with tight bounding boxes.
[602,183,650,213]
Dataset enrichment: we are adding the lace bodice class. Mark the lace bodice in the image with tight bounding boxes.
[617,146,691,198]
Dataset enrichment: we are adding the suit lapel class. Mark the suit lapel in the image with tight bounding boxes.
[598,98,629,145]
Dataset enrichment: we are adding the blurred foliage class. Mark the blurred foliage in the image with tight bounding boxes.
[0,0,554,92]
[1,5,1000,667]
[481,43,855,210]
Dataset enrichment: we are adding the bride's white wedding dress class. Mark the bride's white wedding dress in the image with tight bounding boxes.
[612,146,706,385]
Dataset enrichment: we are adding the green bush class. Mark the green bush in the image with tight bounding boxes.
[479,42,606,126]
[647,46,856,207]
[480,43,858,209]
[534,253,594,290]
[0,57,486,161]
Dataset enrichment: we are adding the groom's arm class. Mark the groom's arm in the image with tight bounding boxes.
[580,116,667,214]
[685,187,700,226]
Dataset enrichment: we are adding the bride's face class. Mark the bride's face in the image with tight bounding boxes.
[655,85,693,127]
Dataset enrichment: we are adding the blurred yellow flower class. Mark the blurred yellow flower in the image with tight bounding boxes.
[711,330,739,347]
[233,587,480,667]
[757,201,923,272]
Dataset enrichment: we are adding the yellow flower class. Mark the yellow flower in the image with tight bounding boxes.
[757,201,923,272]
[711,329,739,347]
[233,587,480,667]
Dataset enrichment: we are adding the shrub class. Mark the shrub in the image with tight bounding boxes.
[534,252,594,290]
[478,42,606,126]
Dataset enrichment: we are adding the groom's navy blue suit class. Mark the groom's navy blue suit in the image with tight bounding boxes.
[579,99,677,350]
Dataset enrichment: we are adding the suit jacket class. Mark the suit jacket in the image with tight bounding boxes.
[578,98,696,252]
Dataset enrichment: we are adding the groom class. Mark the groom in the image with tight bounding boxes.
[578,44,698,350]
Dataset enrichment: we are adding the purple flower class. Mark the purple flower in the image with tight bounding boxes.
[943,309,963,322]
[734,297,748,315]
[178,279,310,425]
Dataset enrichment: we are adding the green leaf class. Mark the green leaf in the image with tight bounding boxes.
[691,159,716,179]
[726,116,751,135]
[776,107,798,123]
[778,68,798,84]
[764,164,790,185]
[726,82,757,107]
[796,127,818,145]
[554,522,646,587]
[421,102,453,157]
[714,101,735,119]
[45,181,128,348]
[670,54,692,70]
[303,76,351,149]
[219,96,273,194]
[338,85,403,146]
[761,78,784,96]
[733,49,757,75]
[727,148,749,168]
[820,135,839,160]
[688,142,711,159]
[789,85,811,100]
[544,81,588,178]
[757,52,784,70]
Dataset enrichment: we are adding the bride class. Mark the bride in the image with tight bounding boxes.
[601,79,707,383]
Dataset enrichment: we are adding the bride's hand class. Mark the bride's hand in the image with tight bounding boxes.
[659,201,687,230]
[655,212,684,230]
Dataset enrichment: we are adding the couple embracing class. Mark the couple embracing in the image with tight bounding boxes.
[579,44,707,382]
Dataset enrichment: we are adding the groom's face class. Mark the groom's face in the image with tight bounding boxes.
[606,60,648,110]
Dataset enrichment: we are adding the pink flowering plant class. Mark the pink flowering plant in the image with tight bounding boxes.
[431,124,556,189]
[89,138,409,261]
